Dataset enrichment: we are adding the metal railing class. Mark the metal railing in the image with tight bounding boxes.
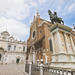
[25,64,29,74]
[31,64,40,75]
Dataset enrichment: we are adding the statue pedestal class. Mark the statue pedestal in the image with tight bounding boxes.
[51,53,75,69]
[49,23,75,69]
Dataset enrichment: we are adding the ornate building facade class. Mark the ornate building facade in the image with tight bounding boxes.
[0,31,27,64]
[27,12,55,64]
[27,12,75,68]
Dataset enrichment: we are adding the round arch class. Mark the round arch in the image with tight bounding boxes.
[16,56,21,64]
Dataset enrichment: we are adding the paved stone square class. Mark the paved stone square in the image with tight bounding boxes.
[0,64,26,75]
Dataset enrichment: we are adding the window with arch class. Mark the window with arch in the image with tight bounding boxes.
[49,39,53,53]
[8,45,11,51]
[32,31,36,38]
[14,46,16,50]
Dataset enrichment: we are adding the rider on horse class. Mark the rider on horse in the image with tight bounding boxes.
[48,10,64,24]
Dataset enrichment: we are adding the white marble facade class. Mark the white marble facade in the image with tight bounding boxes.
[0,31,27,64]
[50,24,75,69]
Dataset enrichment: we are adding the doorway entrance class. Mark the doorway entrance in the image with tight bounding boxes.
[16,58,20,64]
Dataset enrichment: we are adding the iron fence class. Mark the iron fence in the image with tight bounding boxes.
[31,64,40,75]
[25,64,29,74]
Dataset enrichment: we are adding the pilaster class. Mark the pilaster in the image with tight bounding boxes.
[70,36,75,54]
[64,33,69,53]
[56,31,63,53]
[32,51,36,64]
[45,55,48,64]
[51,34,55,54]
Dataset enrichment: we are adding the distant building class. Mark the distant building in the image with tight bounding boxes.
[0,31,27,64]
[27,12,75,68]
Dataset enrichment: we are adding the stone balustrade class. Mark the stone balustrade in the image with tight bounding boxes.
[25,63,75,75]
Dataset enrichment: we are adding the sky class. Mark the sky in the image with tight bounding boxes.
[0,0,75,41]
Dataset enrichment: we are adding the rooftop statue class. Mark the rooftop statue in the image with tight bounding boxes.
[48,10,64,24]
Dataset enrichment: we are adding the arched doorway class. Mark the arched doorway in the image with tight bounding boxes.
[0,54,2,61]
[16,56,20,64]
[16,58,20,64]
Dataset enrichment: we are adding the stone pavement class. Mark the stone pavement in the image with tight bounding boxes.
[0,64,26,75]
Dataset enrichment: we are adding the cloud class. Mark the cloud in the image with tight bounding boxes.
[68,3,75,13]
[0,0,75,41]
[0,17,29,40]
[0,0,38,41]
[38,0,46,4]
[0,0,35,20]
[46,0,75,17]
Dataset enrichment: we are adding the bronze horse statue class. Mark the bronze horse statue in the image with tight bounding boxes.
[48,10,64,24]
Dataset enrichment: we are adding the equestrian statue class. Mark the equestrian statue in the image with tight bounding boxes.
[48,10,64,24]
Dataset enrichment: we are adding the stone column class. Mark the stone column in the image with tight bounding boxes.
[70,36,75,53]
[33,51,36,64]
[51,34,55,54]
[56,31,63,53]
[40,64,44,75]
[24,62,26,72]
[29,62,32,75]
[64,33,69,53]
[45,55,47,64]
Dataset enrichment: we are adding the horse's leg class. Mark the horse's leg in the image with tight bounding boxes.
[62,21,64,25]
[51,20,54,24]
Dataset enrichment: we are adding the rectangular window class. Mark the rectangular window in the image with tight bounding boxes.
[23,46,25,51]
[14,46,16,50]
[49,39,53,52]
[8,45,11,51]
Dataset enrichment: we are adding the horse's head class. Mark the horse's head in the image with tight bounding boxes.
[48,10,52,15]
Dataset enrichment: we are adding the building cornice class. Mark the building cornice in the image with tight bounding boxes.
[4,51,26,54]
[0,39,26,45]
[49,23,72,32]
